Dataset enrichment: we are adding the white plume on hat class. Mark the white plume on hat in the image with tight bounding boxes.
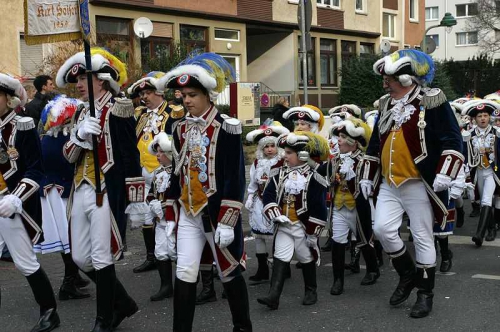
[148,132,173,158]
[0,73,27,108]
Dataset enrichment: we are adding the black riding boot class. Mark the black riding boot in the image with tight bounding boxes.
[410,266,435,318]
[389,249,417,306]
[223,275,253,331]
[321,230,333,252]
[486,209,498,241]
[470,201,480,217]
[61,252,90,288]
[133,226,156,273]
[92,265,116,332]
[110,277,138,329]
[173,278,198,332]
[249,253,269,283]
[59,253,90,301]
[437,237,453,273]
[374,240,384,267]
[26,268,60,332]
[257,258,288,310]
[360,245,380,285]
[330,241,345,295]
[150,259,174,301]
[344,241,360,273]
[301,261,317,305]
[455,206,465,228]
[472,205,492,247]
[196,266,217,305]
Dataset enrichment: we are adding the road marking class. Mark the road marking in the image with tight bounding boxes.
[472,274,500,280]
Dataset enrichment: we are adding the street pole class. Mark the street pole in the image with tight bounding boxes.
[300,0,308,104]
[422,25,440,54]
[83,41,103,206]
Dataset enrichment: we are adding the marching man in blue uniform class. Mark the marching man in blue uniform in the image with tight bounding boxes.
[57,48,145,332]
[0,73,60,331]
[156,53,252,332]
[128,71,184,274]
[360,50,463,318]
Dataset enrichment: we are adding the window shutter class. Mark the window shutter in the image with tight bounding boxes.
[19,35,43,78]
[152,22,173,38]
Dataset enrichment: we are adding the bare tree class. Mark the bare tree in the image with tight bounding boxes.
[467,1,500,55]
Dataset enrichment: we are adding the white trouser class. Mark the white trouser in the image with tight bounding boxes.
[373,179,436,265]
[155,221,174,261]
[476,167,496,207]
[143,167,155,226]
[176,207,233,283]
[70,184,113,272]
[331,206,357,244]
[0,213,40,276]
[274,222,313,264]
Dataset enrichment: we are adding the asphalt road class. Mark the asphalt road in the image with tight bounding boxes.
[1,199,500,332]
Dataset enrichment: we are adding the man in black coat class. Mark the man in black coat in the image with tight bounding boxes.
[24,75,55,126]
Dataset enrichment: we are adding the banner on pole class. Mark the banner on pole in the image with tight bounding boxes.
[79,0,91,42]
[24,0,82,45]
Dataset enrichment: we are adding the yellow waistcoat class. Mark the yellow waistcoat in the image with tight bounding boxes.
[180,167,208,216]
[334,185,356,210]
[74,150,105,189]
[0,171,7,192]
[138,134,159,173]
[381,128,420,187]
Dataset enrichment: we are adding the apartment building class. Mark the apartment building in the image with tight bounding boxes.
[382,0,426,51]
[425,0,499,61]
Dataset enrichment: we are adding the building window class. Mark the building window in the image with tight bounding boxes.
[317,0,340,9]
[456,31,478,45]
[96,16,133,63]
[428,34,440,47]
[456,3,478,17]
[425,6,439,21]
[341,40,356,67]
[141,22,174,69]
[320,39,337,86]
[355,0,366,13]
[383,13,396,39]
[409,0,419,21]
[214,28,240,41]
[180,25,208,54]
[360,43,375,56]
[298,36,316,86]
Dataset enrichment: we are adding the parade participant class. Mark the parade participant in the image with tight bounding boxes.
[169,89,184,106]
[156,52,252,332]
[245,121,289,283]
[461,100,500,246]
[282,104,325,134]
[0,73,60,331]
[329,104,362,120]
[327,118,380,295]
[365,110,379,130]
[361,49,463,318]
[35,95,90,300]
[146,132,176,301]
[128,71,184,274]
[257,131,329,310]
[57,48,145,331]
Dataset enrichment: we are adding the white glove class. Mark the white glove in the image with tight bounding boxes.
[449,185,463,200]
[166,221,176,237]
[0,195,22,218]
[433,174,451,192]
[306,235,318,248]
[214,223,234,249]
[273,215,291,224]
[359,179,373,200]
[245,195,254,211]
[77,117,101,141]
[165,221,177,260]
[150,199,164,219]
[125,202,149,229]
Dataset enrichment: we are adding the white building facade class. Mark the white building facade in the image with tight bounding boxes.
[425,0,499,60]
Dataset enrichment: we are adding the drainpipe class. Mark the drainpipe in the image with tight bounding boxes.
[401,0,406,49]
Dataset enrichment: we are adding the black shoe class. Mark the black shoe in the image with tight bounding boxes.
[150,260,173,301]
[472,206,492,247]
[440,251,453,273]
[470,202,481,217]
[59,276,91,300]
[249,253,269,283]
[91,317,112,332]
[321,235,333,252]
[257,258,288,310]
[26,268,59,332]
[330,241,345,295]
[389,249,416,306]
[223,276,253,331]
[173,278,197,332]
[133,226,157,273]
[30,308,60,332]
[111,279,138,329]
[456,206,465,228]
[196,268,217,305]
[360,245,380,286]
[486,226,497,242]
[301,261,317,305]
[410,267,435,318]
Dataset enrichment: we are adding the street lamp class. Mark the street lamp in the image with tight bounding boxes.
[422,12,457,54]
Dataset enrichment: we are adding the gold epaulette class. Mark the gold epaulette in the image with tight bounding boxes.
[421,88,447,109]
[112,98,135,118]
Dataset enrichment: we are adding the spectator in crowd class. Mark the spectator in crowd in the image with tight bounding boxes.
[272,97,293,131]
